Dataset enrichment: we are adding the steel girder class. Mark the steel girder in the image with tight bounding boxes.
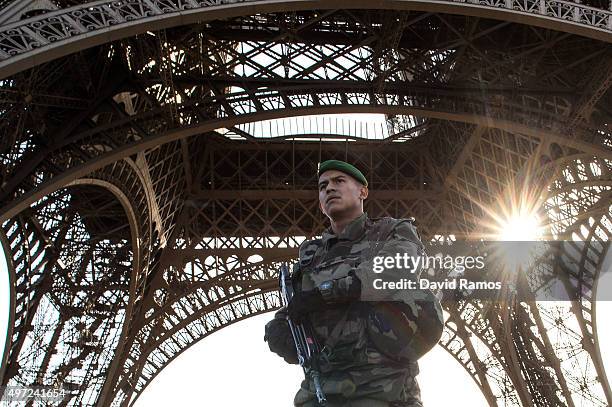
[0,159,156,406]
[0,4,611,407]
[0,0,611,80]
[0,11,611,221]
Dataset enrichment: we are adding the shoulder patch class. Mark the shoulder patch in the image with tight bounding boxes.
[298,238,323,268]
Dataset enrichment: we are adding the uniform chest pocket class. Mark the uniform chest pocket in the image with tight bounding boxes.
[313,255,363,282]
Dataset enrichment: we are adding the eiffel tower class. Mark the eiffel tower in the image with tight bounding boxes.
[0,1,611,406]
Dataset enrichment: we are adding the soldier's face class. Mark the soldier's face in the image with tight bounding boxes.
[318,170,368,219]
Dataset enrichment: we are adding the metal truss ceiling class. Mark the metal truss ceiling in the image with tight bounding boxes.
[0,2,611,406]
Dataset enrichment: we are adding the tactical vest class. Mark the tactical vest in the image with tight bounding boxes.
[296,216,444,362]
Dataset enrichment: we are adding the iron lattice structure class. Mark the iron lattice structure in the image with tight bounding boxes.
[0,0,611,406]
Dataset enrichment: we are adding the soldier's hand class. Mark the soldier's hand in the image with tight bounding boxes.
[287,289,326,322]
[264,318,299,364]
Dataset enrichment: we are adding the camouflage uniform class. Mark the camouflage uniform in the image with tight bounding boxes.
[268,212,443,407]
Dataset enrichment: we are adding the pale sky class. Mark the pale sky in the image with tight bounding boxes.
[135,312,488,406]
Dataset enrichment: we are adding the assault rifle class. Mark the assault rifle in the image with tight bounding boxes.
[279,263,327,406]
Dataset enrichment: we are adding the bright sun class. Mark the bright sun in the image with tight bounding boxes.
[478,178,547,242]
[482,203,547,272]
[497,211,543,241]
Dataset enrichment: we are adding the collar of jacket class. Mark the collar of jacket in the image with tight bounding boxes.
[321,212,368,244]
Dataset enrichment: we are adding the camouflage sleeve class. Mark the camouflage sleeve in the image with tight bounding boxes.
[353,220,427,307]
[354,220,445,361]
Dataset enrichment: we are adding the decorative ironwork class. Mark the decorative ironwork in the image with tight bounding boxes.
[0,4,611,407]
[0,0,611,78]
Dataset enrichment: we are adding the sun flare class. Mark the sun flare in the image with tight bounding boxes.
[472,175,552,272]
[497,211,543,242]
[477,175,549,243]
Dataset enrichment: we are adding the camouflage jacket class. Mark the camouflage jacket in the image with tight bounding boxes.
[276,213,443,406]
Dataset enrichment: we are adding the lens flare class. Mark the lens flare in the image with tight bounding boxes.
[475,173,549,243]
[472,173,551,273]
[497,211,543,242]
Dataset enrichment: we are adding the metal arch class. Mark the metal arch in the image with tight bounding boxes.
[543,161,612,404]
[0,182,137,404]
[0,221,16,388]
[81,141,612,407]
[439,304,512,405]
[591,225,612,401]
[432,131,612,404]
[74,158,160,316]
[89,153,184,406]
[0,5,610,407]
[120,182,516,404]
[1,98,609,225]
[0,0,612,80]
[437,318,497,404]
[66,177,144,407]
[133,294,516,407]
[117,289,281,406]
[132,286,537,407]
[0,158,159,406]
[518,153,612,405]
[2,9,611,225]
[560,209,612,403]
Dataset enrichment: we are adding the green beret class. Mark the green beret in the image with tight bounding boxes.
[318,160,368,187]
